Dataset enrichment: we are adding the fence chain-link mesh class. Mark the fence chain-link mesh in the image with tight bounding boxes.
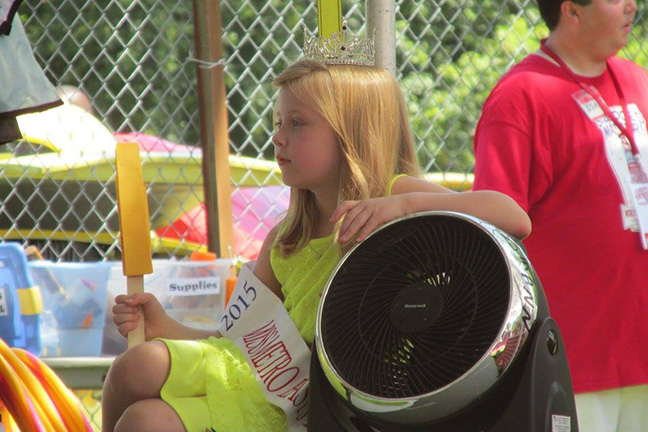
[2,0,647,264]
[5,1,648,429]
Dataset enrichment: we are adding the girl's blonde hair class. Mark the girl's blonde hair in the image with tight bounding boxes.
[273,59,421,255]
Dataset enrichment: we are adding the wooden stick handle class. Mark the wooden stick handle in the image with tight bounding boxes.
[127,275,146,348]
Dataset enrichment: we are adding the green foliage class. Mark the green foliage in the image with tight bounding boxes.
[401,13,548,172]
[18,0,648,174]
[22,0,199,144]
[621,16,648,69]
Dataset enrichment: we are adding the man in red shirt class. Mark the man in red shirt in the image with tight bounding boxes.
[473,0,648,430]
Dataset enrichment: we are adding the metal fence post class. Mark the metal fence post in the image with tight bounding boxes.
[366,0,396,76]
[192,0,234,258]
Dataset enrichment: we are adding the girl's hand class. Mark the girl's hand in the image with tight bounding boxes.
[112,293,171,341]
[331,195,408,243]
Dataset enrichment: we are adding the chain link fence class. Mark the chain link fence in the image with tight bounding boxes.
[5,0,648,429]
[5,0,647,263]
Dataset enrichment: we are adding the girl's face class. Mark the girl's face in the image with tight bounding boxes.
[272,87,343,193]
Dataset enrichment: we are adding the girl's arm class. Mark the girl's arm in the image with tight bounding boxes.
[113,223,285,342]
[332,175,531,243]
[113,292,222,340]
[253,223,284,301]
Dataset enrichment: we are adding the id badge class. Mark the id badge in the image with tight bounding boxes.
[630,180,648,250]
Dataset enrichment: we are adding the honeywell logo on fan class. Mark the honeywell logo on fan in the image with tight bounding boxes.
[404,303,428,309]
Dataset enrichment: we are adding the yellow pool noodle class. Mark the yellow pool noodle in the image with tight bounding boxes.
[115,142,153,276]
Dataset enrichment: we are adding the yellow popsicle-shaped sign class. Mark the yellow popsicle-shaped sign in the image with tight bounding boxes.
[115,142,153,347]
[115,142,153,276]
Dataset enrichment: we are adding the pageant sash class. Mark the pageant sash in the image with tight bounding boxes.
[219,262,310,431]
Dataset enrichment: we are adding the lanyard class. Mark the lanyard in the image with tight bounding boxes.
[541,40,648,250]
[540,39,641,156]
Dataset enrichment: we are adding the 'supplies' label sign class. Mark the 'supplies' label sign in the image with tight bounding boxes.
[166,277,221,295]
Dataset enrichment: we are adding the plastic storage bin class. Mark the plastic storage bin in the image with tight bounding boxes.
[0,243,42,355]
[29,261,111,357]
[103,258,231,355]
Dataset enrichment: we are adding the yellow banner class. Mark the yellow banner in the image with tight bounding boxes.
[317,0,342,38]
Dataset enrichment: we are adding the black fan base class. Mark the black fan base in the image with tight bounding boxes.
[307,317,580,432]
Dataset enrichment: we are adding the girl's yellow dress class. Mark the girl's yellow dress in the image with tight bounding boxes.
[159,235,340,432]
[158,175,402,431]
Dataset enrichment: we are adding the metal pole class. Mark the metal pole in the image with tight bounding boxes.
[192,0,234,257]
[366,0,396,77]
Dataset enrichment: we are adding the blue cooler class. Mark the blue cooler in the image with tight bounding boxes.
[0,243,42,355]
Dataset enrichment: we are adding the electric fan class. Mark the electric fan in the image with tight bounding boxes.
[308,211,579,432]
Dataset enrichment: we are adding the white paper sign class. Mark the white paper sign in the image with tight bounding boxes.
[166,276,221,296]
[630,182,648,249]
[218,262,310,431]
[552,414,571,432]
[0,287,7,316]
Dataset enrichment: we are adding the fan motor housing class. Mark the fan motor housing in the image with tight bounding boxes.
[315,211,539,425]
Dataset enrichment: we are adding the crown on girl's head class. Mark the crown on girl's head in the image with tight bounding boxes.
[302,22,375,66]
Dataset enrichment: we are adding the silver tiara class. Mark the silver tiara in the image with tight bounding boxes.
[302,23,375,66]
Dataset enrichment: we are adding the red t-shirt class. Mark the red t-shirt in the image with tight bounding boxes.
[473,53,648,394]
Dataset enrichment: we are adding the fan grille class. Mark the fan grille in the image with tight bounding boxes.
[319,214,510,398]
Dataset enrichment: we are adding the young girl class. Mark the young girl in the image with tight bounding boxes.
[102,58,531,432]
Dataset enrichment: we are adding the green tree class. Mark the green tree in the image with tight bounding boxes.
[19,0,648,173]
[22,0,199,144]
[400,11,547,173]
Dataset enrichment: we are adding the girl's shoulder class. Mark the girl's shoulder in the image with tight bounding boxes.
[254,219,286,297]
[267,220,284,239]
[387,173,408,195]
[264,218,288,252]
